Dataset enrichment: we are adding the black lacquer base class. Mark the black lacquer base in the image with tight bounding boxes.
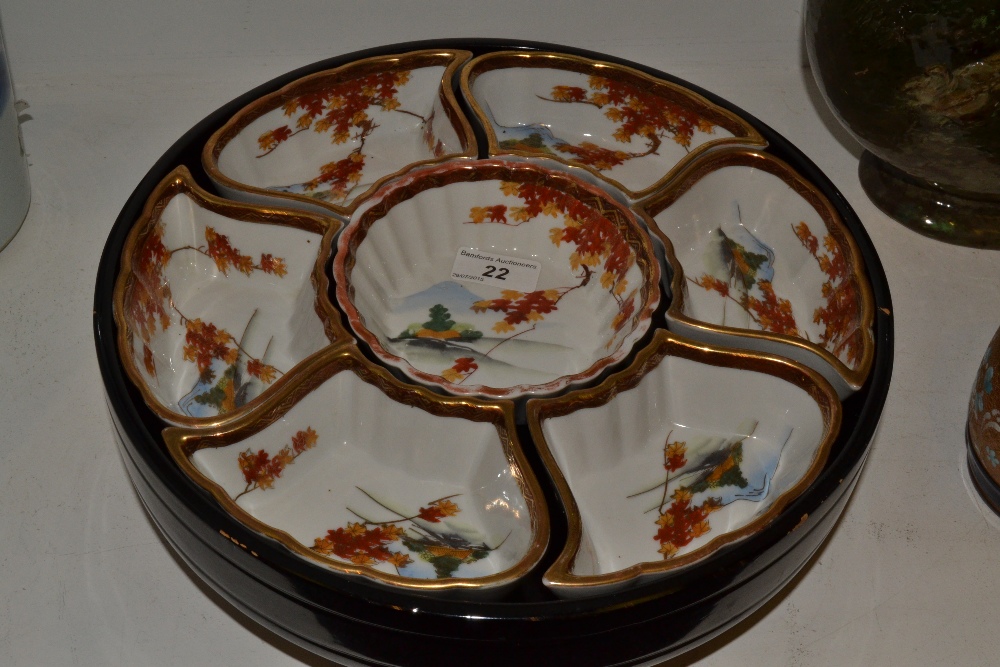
[94,38,894,666]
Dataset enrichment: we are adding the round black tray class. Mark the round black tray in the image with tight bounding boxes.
[93,39,893,666]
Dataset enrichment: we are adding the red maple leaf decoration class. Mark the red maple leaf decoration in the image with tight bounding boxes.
[256,70,423,203]
[511,181,634,291]
[664,439,688,473]
[463,180,639,346]
[259,253,288,277]
[127,223,173,371]
[205,227,255,276]
[473,289,562,329]
[451,357,478,374]
[691,274,730,299]
[793,221,863,365]
[313,523,410,567]
[440,357,479,384]
[236,428,318,498]
[182,318,238,381]
[655,489,722,559]
[416,498,460,523]
[747,280,799,336]
[126,221,288,381]
[257,126,293,153]
[246,358,278,384]
[553,141,630,170]
[542,76,717,171]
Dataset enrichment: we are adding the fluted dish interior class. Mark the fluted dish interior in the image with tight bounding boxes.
[335,159,660,399]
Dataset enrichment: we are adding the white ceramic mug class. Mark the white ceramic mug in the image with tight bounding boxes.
[0,14,30,251]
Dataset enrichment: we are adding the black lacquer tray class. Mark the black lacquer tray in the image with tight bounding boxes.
[93,39,893,666]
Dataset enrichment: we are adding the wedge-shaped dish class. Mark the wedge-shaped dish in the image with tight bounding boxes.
[643,150,875,398]
[113,166,346,427]
[163,346,549,595]
[334,158,661,399]
[529,330,840,598]
[460,51,766,201]
[204,49,479,219]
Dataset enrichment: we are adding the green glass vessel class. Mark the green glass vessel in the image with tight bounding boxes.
[806,0,1000,247]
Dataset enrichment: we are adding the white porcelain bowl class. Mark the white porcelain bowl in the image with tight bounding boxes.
[529,330,840,598]
[204,49,479,219]
[163,346,549,595]
[642,150,875,398]
[460,51,767,201]
[113,166,345,426]
[334,158,661,399]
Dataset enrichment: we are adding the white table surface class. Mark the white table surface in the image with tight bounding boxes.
[2,1,999,665]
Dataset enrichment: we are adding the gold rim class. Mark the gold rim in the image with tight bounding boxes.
[112,164,349,430]
[162,344,550,593]
[638,148,876,392]
[527,329,841,593]
[203,49,479,219]
[459,50,768,201]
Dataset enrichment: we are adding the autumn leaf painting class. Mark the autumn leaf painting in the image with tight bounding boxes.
[534,76,717,171]
[792,221,864,367]
[256,69,441,205]
[628,422,778,560]
[236,427,318,500]
[426,179,639,384]
[126,220,287,416]
[312,489,498,579]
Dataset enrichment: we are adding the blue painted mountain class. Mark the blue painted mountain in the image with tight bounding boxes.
[480,100,565,155]
[395,281,485,315]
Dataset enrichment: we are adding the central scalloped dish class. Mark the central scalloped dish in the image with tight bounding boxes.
[107,46,880,603]
[335,158,661,399]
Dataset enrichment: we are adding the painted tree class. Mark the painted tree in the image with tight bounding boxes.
[236,427,318,500]
[439,179,640,384]
[257,70,440,204]
[467,180,636,336]
[629,428,755,560]
[538,76,717,171]
[313,490,494,578]
[793,221,864,366]
[127,222,285,414]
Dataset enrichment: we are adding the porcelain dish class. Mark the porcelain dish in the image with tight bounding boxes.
[96,39,893,666]
[460,51,767,201]
[113,166,345,427]
[163,345,548,594]
[336,158,660,399]
[204,49,479,219]
[641,149,875,398]
[530,331,839,597]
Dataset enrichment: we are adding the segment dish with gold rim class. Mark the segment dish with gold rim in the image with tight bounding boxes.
[204,49,479,220]
[460,50,767,201]
[529,331,840,598]
[641,149,875,398]
[163,346,549,595]
[112,166,346,427]
[334,158,661,400]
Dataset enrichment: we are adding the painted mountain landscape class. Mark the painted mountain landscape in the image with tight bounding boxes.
[377,280,585,390]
